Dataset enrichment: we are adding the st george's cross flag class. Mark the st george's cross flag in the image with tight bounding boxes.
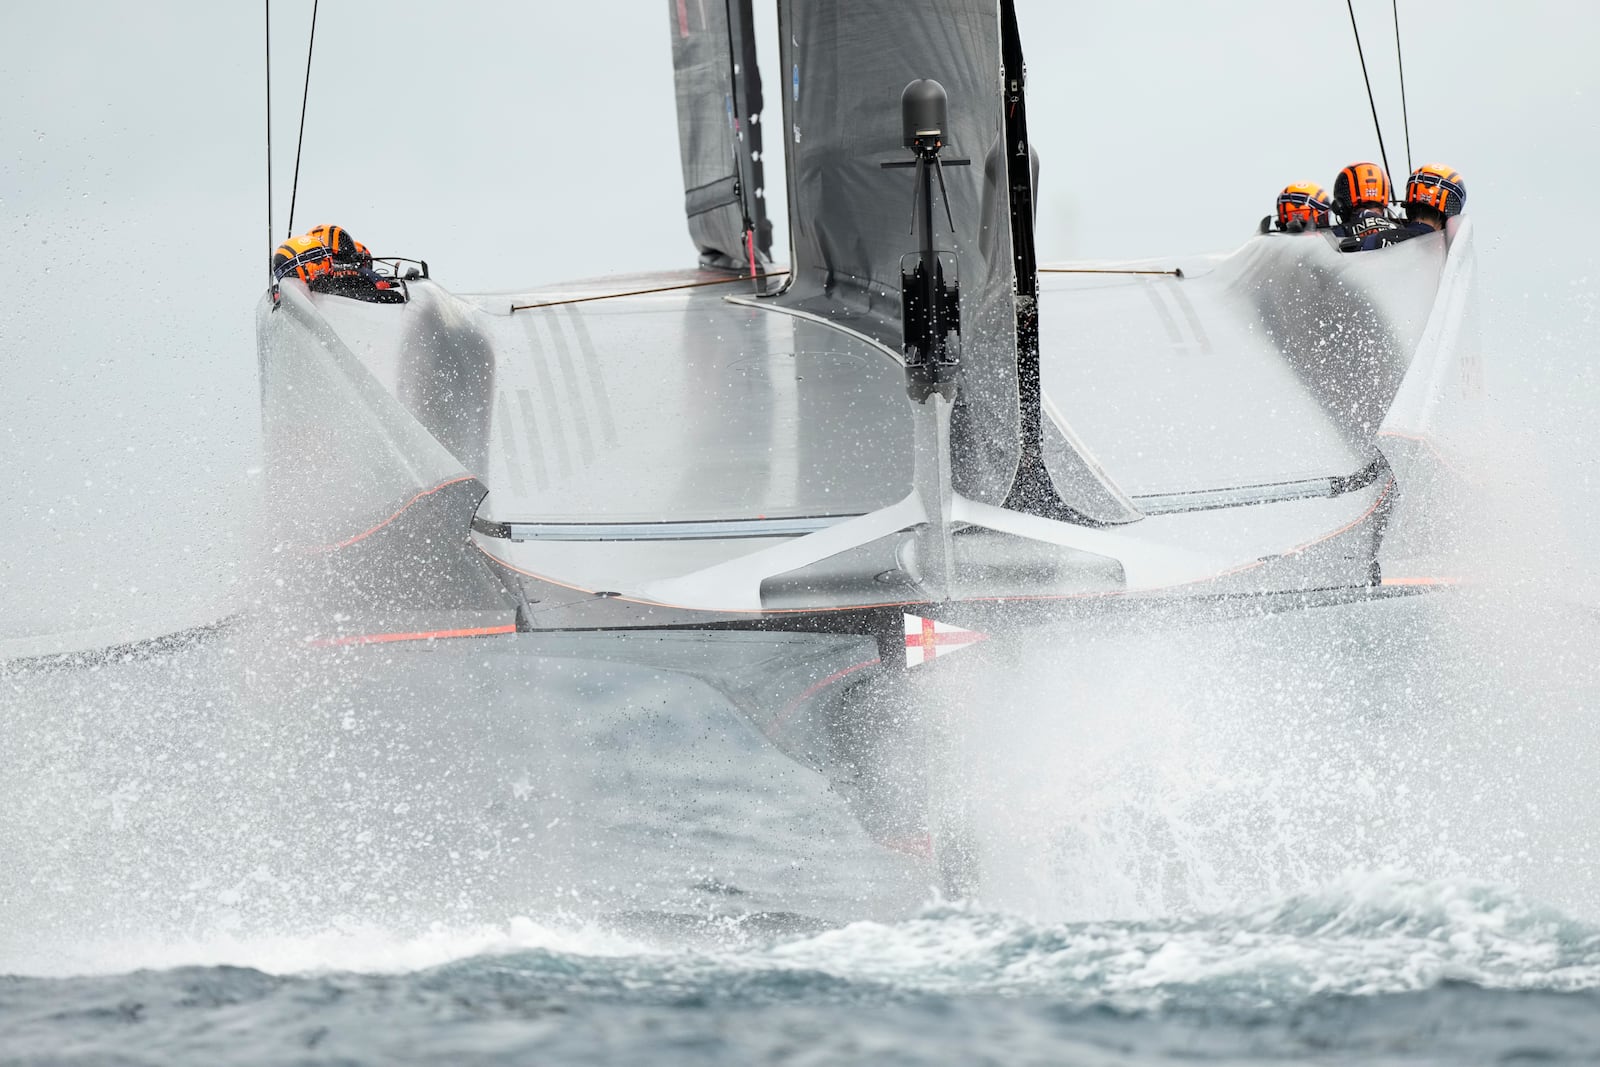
[903,613,988,666]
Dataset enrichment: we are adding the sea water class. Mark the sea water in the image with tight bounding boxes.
[4,565,1600,1065]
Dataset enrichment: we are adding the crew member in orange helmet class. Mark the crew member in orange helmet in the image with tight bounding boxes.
[1263,181,1333,234]
[308,223,372,269]
[1331,161,1399,249]
[270,232,333,284]
[1343,164,1466,252]
[1400,163,1465,232]
[300,223,401,300]
[308,223,392,287]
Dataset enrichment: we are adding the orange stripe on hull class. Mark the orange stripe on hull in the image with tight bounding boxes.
[310,475,477,553]
[308,624,515,648]
[770,656,882,733]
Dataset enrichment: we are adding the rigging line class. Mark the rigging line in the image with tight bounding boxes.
[285,0,319,237]
[264,0,274,287]
[1344,0,1395,185]
[1393,0,1412,176]
[1039,267,1184,278]
[1345,0,1393,188]
[508,272,789,312]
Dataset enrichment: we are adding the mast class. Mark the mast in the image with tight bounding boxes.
[995,0,1068,519]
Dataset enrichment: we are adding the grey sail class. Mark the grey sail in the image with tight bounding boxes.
[771,0,1134,521]
[668,0,772,272]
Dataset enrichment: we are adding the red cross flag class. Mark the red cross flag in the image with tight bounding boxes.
[903,613,988,667]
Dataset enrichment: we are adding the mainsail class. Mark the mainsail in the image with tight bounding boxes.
[667,0,1137,522]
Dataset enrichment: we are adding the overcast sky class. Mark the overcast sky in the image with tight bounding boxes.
[3,1,1597,645]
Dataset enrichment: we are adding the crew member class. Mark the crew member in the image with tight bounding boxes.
[271,232,333,284]
[308,223,372,267]
[1400,163,1466,233]
[1264,182,1333,233]
[303,223,402,301]
[1331,161,1399,250]
[1342,164,1466,252]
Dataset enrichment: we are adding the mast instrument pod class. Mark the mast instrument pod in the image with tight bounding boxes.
[883,79,969,402]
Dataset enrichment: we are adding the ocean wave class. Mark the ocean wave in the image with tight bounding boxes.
[15,872,1597,1013]
[5,915,657,981]
[731,872,1600,1009]
[11,871,1600,1020]
[8,875,1600,1067]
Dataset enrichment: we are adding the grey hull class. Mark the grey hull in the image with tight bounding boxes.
[257,218,1477,636]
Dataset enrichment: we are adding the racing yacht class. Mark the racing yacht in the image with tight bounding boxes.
[255,0,1480,879]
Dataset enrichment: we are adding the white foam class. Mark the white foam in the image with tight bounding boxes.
[717,874,1600,1007]
[8,914,658,979]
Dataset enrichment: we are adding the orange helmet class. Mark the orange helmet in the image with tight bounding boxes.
[271,233,333,283]
[1404,164,1466,217]
[1332,162,1391,215]
[308,223,371,266]
[1276,182,1332,229]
